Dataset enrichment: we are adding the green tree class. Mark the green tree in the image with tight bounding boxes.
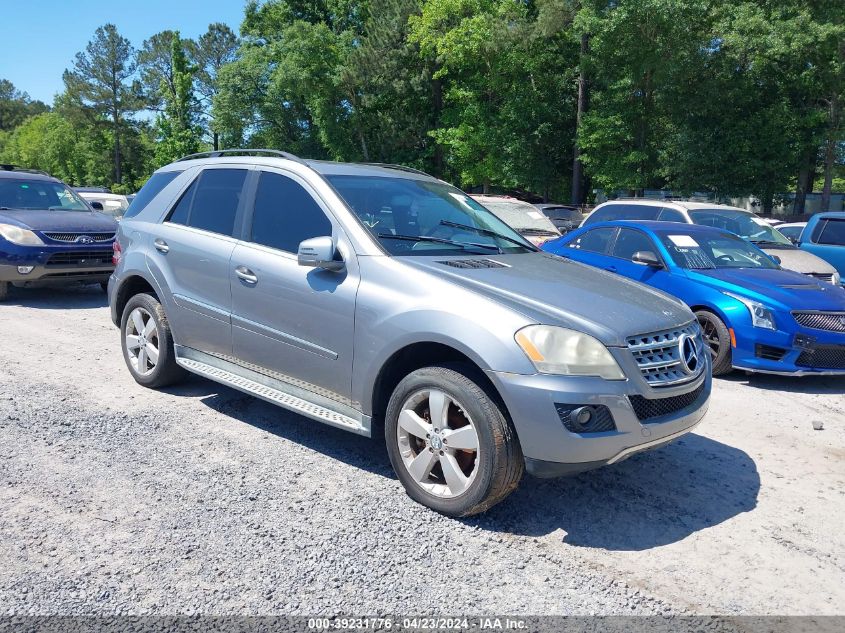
[0,79,49,132]
[154,31,202,166]
[62,24,144,185]
[190,23,240,150]
[138,30,179,112]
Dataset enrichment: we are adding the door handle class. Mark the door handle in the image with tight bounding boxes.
[154,238,169,254]
[235,266,258,284]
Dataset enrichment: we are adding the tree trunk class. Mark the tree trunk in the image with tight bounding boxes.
[762,190,774,215]
[432,74,444,178]
[571,33,589,205]
[821,96,839,212]
[113,115,122,185]
[792,146,815,216]
[213,131,220,152]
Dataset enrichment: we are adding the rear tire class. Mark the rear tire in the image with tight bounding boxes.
[120,293,186,388]
[695,310,732,376]
[385,364,523,517]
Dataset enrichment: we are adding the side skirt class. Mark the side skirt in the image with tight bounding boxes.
[174,345,371,437]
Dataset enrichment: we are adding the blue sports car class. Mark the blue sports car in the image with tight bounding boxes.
[542,221,845,376]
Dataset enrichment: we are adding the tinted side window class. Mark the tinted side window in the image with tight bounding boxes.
[613,228,657,260]
[586,204,658,224]
[658,207,686,222]
[817,219,845,246]
[124,171,182,219]
[188,169,247,236]
[167,179,196,225]
[250,172,332,253]
[569,227,616,254]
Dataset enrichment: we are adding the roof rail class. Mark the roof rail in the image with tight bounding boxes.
[175,149,308,165]
[358,162,432,177]
[0,164,52,177]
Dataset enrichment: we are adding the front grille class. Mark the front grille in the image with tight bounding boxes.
[42,232,115,243]
[796,345,845,369]
[438,259,507,269]
[792,311,845,333]
[755,344,787,361]
[46,250,113,267]
[626,322,706,387]
[555,404,616,433]
[809,272,835,283]
[629,382,706,422]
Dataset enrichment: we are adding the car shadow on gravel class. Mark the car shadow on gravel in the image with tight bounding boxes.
[166,377,394,478]
[1,284,107,309]
[469,433,760,551]
[719,372,845,395]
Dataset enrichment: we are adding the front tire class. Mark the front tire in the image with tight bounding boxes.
[120,293,186,388]
[0,281,7,301]
[385,364,523,517]
[695,310,733,376]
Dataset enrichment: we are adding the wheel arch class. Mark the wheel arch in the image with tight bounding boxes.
[112,274,160,326]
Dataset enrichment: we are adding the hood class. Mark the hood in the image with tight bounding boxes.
[758,244,836,275]
[402,252,693,346]
[0,208,118,233]
[689,267,845,311]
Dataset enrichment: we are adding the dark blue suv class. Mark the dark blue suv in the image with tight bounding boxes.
[0,166,118,300]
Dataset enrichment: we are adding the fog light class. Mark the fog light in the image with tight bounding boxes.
[17,265,34,274]
[570,406,593,430]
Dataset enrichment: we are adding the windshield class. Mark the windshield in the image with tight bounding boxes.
[478,199,560,233]
[657,231,779,270]
[689,209,792,246]
[326,175,534,256]
[0,178,90,211]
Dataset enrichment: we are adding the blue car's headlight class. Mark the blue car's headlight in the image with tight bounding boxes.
[723,292,776,330]
[0,223,44,246]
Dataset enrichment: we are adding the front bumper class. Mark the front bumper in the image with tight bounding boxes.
[486,362,711,476]
[731,323,845,376]
[0,262,113,284]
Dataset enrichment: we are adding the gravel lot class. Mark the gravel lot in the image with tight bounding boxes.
[0,285,843,616]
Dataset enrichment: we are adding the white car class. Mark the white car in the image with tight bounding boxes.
[75,190,130,220]
[776,222,807,244]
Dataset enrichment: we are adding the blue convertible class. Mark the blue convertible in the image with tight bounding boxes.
[543,221,845,376]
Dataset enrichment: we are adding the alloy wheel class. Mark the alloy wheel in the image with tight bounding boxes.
[397,389,480,498]
[125,307,160,377]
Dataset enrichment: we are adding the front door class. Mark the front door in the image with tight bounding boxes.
[229,168,360,406]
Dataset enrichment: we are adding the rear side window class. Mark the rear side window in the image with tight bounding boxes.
[569,227,616,254]
[166,169,247,237]
[816,219,845,246]
[249,172,332,253]
[658,207,686,222]
[613,228,657,260]
[586,203,658,225]
[124,171,182,219]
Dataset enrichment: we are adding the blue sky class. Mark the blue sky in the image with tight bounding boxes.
[0,0,248,105]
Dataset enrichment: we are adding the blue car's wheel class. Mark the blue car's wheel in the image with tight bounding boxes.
[695,310,732,376]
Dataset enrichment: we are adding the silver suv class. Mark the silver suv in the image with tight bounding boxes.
[108,150,711,516]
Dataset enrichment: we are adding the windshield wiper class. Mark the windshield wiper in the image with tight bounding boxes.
[438,220,532,250]
[750,239,791,247]
[377,232,503,253]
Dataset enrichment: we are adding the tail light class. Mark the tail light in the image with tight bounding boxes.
[112,240,122,265]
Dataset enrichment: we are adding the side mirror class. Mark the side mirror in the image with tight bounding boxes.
[297,236,344,272]
[90,201,104,211]
[632,250,663,268]
[770,254,782,265]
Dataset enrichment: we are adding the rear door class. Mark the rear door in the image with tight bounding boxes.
[149,166,249,356]
[229,168,360,406]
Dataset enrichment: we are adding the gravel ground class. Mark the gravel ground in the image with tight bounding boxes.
[0,285,843,616]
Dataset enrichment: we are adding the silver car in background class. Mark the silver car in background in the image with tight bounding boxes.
[108,150,710,516]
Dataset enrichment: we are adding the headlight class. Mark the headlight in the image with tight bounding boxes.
[515,325,626,380]
[0,223,44,246]
[832,272,841,286]
[723,292,775,330]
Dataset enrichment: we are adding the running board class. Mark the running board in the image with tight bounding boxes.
[175,355,370,436]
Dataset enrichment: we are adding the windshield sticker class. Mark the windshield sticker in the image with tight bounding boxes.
[668,234,699,247]
[527,211,545,220]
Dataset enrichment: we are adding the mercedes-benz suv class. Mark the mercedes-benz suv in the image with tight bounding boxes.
[108,150,711,516]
